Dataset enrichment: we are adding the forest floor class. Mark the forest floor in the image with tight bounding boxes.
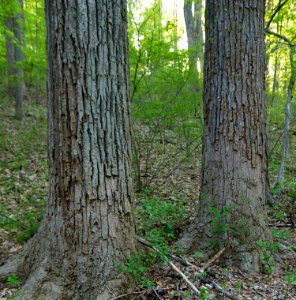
[0,100,296,299]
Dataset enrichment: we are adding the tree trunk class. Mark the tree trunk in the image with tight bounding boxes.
[271,54,278,107]
[4,0,26,119]
[0,1,136,299]
[271,20,282,107]
[34,0,41,104]
[13,0,25,120]
[4,17,15,99]
[179,0,271,273]
[184,0,203,74]
[278,45,295,184]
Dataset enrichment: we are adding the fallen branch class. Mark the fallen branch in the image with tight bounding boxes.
[169,261,200,296]
[211,280,242,300]
[201,247,226,272]
[137,237,242,300]
[153,288,164,300]
[201,277,242,300]
[268,223,293,227]
[137,237,193,268]
[137,237,200,296]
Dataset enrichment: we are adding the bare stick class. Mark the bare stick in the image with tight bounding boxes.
[137,237,200,295]
[169,261,200,296]
[137,237,193,267]
[211,280,242,300]
[201,247,226,272]
[153,288,164,300]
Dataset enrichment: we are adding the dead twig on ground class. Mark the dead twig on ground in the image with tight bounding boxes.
[137,237,200,296]
[200,247,226,272]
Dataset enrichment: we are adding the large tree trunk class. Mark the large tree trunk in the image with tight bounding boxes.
[0,1,136,299]
[179,0,271,273]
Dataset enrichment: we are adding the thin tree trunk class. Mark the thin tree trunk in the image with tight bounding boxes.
[179,0,271,273]
[13,0,25,120]
[271,19,282,107]
[4,17,15,99]
[271,54,278,107]
[278,45,295,184]
[34,0,41,104]
[184,0,203,72]
[0,1,136,299]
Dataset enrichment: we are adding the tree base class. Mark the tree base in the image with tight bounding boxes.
[177,216,272,274]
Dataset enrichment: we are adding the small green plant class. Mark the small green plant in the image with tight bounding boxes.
[117,192,186,288]
[234,282,243,291]
[284,271,296,286]
[6,273,22,287]
[193,250,203,259]
[115,251,158,288]
[136,192,186,252]
[246,280,253,287]
[183,289,192,298]
[272,228,291,240]
[256,239,280,274]
[220,268,230,276]
[199,286,211,300]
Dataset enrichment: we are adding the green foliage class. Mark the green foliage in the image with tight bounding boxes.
[128,0,203,191]
[284,271,296,286]
[0,0,46,98]
[6,273,22,287]
[115,251,157,288]
[136,191,186,251]
[193,250,203,259]
[256,239,279,274]
[257,228,291,274]
[0,101,47,242]
[117,190,186,287]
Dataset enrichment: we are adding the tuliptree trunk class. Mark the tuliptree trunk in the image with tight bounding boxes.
[278,45,295,184]
[271,54,278,107]
[13,0,25,120]
[4,0,25,119]
[4,17,15,99]
[179,0,271,273]
[0,1,136,299]
[184,0,203,74]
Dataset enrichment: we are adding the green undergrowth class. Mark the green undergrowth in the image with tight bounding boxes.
[0,99,47,243]
[117,190,187,287]
[136,190,186,248]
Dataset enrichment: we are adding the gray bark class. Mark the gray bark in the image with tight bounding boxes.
[13,0,25,120]
[0,1,136,299]
[4,17,15,99]
[271,54,278,107]
[4,0,25,119]
[179,0,271,273]
[278,45,295,184]
[184,0,203,73]
[271,20,282,107]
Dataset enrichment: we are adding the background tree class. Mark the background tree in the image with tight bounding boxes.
[0,0,136,299]
[128,0,202,192]
[3,0,26,119]
[179,0,271,273]
[265,0,295,186]
[183,0,203,74]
